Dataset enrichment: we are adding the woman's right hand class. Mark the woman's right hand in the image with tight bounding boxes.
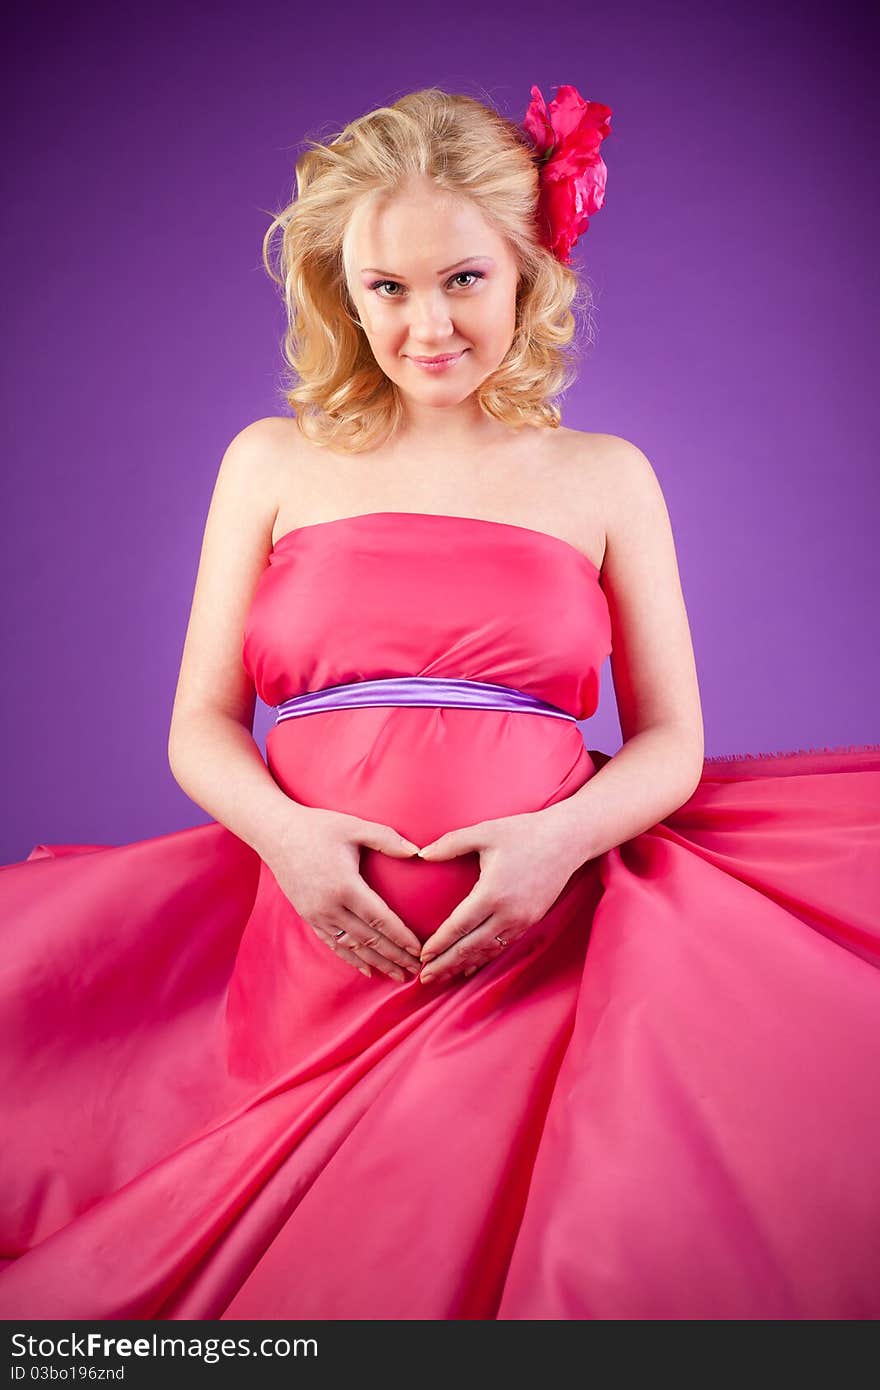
[266,806,424,981]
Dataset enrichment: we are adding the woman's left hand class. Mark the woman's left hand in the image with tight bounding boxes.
[415,810,588,984]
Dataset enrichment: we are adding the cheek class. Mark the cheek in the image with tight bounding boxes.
[479,304,517,355]
[475,291,516,338]
[364,311,405,348]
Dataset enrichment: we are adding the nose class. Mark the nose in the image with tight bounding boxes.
[407,292,456,344]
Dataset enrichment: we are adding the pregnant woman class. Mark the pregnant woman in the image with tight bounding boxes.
[2,84,878,1320]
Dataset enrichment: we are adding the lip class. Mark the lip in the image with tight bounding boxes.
[408,350,467,372]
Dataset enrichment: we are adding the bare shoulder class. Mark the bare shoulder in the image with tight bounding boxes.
[562,427,661,491]
[167,415,298,736]
[212,414,307,540]
[593,431,662,480]
[566,430,703,755]
[220,414,297,497]
[551,428,649,567]
[565,429,670,537]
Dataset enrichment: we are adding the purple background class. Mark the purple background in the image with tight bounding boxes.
[3,1,878,863]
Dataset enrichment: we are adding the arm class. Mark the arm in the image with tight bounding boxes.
[169,709,301,863]
[545,436,705,864]
[167,417,305,865]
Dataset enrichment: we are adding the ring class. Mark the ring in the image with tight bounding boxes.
[334,928,347,939]
[494,935,509,948]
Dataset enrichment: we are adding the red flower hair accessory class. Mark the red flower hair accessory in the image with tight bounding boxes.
[521,84,613,264]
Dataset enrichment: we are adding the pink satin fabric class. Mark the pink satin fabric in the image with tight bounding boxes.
[1,511,879,1320]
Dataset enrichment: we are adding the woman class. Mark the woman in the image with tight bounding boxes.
[1,85,878,1321]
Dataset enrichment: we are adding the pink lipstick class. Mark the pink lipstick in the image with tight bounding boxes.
[408,350,467,373]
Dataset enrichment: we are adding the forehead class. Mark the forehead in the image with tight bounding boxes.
[344,184,505,270]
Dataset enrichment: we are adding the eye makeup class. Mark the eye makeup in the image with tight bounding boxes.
[368,270,486,298]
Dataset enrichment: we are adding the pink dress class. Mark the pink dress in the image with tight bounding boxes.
[1,511,879,1320]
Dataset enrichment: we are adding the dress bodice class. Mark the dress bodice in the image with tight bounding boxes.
[241,510,612,720]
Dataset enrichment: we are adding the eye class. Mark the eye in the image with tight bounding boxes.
[369,280,404,298]
[369,270,485,299]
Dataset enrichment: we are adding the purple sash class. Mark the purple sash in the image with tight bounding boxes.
[275,675,577,724]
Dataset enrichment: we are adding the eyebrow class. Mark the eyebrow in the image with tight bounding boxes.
[360,255,495,277]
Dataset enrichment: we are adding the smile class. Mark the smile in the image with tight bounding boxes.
[408,351,467,373]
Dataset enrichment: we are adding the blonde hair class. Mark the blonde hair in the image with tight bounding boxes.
[261,86,596,454]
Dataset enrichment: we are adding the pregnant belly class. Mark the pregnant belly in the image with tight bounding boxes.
[266,706,597,939]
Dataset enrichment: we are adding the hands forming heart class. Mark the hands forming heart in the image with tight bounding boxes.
[414,809,588,984]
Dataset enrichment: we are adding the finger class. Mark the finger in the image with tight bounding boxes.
[355,821,422,858]
[329,906,418,981]
[346,885,423,961]
[314,916,407,983]
[459,931,513,974]
[417,830,474,861]
[420,894,493,963]
[312,923,373,977]
[421,917,513,982]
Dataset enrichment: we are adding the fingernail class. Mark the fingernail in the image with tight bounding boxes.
[359,966,371,977]
[420,972,434,984]
[421,952,437,964]
[404,961,420,973]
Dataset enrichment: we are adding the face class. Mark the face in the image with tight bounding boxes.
[342,177,520,421]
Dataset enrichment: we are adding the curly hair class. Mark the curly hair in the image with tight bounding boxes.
[260,86,596,454]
